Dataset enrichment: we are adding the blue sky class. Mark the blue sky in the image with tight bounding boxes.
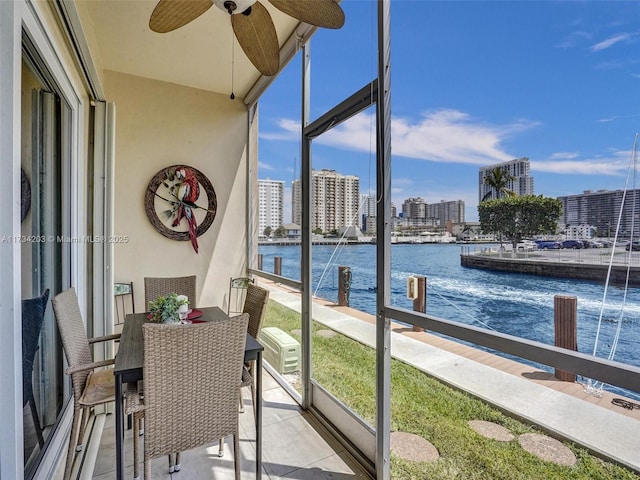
[258,1,640,222]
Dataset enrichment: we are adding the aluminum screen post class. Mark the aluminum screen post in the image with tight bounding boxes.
[300,41,312,411]
[375,1,392,478]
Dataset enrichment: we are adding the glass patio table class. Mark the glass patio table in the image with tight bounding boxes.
[114,307,264,480]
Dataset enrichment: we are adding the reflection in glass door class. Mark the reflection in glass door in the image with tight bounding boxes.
[22,57,70,478]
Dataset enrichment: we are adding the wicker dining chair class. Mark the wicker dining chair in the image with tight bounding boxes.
[127,314,249,480]
[22,289,50,448]
[227,277,254,316]
[241,283,269,407]
[220,283,269,457]
[144,275,197,310]
[51,288,121,480]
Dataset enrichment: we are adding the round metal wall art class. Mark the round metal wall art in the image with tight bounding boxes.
[144,165,217,248]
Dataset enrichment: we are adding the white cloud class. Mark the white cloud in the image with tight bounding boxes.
[556,30,591,49]
[550,152,580,160]
[598,112,640,122]
[595,59,627,70]
[259,118,300,141]
[313,109,538,166]
[258,161,275,171]
[262,110,632,179]
[590,33,633,51]
[531,149,632,175]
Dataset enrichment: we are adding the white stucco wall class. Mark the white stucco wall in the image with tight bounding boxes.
[105,70,249,313]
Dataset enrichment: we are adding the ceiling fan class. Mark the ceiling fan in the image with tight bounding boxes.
[149,0,345,77]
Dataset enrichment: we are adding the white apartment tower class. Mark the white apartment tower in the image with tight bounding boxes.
[360,194,376,232]
[292,169,360,233]
[478,157,534,203]
[427,200,465,225]
[258,179,284,236]
[558,189,640,239]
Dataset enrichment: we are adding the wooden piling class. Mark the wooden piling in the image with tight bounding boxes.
[413,276,427,332]
[257,253,263,271]
[554,295,578,382]
[338,266,351,306]
[274,256,282,276]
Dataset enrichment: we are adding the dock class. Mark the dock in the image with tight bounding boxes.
[461,246,640,286]
[261,279,640,472]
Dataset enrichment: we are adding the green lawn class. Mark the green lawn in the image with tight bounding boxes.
[263,300,639,480]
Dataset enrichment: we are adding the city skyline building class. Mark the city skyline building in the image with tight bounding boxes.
[399,197,464,227]
[360,193,376,233]
[478,157,534,203]
[292,169,360,233]
[402,197,426,219]
[427,200,465,226]
[557,189,640,239]
[258,179,284,236]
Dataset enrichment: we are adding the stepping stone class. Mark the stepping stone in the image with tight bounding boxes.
[390,431,439,463]
[290,329,301,336]
[468,420,514,441]
[317,329,337,338]
[518,433,577,466]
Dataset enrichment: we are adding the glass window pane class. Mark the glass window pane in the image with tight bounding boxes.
[21,56,70,477]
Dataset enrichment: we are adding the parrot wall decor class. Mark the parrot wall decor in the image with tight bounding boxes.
[144,165,217,253]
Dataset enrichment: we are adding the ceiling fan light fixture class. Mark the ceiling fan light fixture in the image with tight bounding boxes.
[149,0,345,78]
[214,0,257,15]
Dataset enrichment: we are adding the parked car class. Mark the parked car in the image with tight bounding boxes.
[562,239,584,249]
[625,241,640,251]
[516,240,538,252]
[534,240,561,250]
[589,240,604,248]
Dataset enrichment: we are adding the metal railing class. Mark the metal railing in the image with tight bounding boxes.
[461,245,640,266]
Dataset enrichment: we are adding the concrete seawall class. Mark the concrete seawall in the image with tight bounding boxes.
[460,253,640,286]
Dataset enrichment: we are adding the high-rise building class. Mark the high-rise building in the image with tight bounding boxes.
[258,179,284,236]
[557,189,640,239]
[292,169,360,233]
[402,197,426,219]
[427,200,465,226]
[400,197,463,227]
[479,157,534,203]
[360,194,376,232]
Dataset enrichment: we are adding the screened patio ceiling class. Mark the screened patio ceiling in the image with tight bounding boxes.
[76,0,314,102]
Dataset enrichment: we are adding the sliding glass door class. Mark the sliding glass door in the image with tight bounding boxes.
[22,54,71,479]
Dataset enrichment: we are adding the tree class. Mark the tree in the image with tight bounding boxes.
[263,226,272,238]
[478,195,562,249]
[482,167,516,201]
[274,225,287,238]
[313,227,324,235]
[459,224,474,241]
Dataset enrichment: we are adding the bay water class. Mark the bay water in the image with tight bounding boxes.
[259,243,640,397]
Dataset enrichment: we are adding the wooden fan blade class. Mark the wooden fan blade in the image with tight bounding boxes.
[231,2,280,76]
[269,0,345,29]
[149,0,214,33]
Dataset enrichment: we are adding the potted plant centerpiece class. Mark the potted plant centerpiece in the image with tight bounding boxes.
[148,293,189,324]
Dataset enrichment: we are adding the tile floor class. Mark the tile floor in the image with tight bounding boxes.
[89,370,372,479]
